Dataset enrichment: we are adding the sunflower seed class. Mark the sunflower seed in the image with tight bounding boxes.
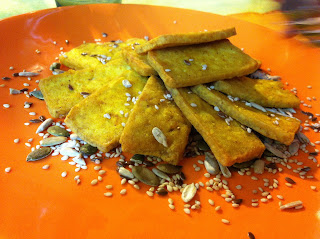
[217,161,232,178]
[152,127,168,147]
[40,136,67,146]
[47,126,70,137]
[296,131,310,144]
[181,183,197,203]
[60,147,80,157]
[29,119,42,123]
[29,90,44,100]
[156,188,168,196]
[26,147,52,161]
[132,166,160,186]
[285,177,296,184]
[118,167,134,179]
[36,118,53,134]
[156,164,182,174]
[204,152,220,175]
[248,232,255,239]
[18,72,39,77]
[9,88,21,95]
[152,168,171,181]
[264,142,287,158]
[253,160,265,174]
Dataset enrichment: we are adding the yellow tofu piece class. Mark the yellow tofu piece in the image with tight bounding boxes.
[122,48,157,76]
[148,39,260,88]
[192,85,301,145]
[214,76,300,108]
[167,86,265,166]
[65,76,147,152]
[39,58,138,118]
[120,76,191,165]
[59,39,142,70]
[135,27,236,53]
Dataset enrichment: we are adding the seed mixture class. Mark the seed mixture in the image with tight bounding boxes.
[1,27,319,239]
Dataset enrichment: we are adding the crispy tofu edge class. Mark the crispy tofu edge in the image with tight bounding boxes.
[136,27,236,53]
[122,48,157,76]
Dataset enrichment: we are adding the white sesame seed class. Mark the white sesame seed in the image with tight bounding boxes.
[165,69,171,72]
[42,164,50,170]
[184,208,191,214]
[103,113,111,119]
[154,105,159,110]
[235,185,242,190]
[91,179,98,185]
[215,206,221,211]
[24,122,30,126]
[214,106,220,112]
[168,204,175,210]
[13,138,20,143]
[75,167,81,172]
[120,189,127,195]
[202,64,207,70]
[247,128,252,133]
[208,199,215,205]
[61,171,67,177]
[104,192,113,197]
[3,104,10,108]
[168,198,174,204]
[307,85,312,89]
[4,167,11,173]
[251,176,258,181]
[310,186,317,190]
[99,170,106,175]
[25,142,31,147]
[204,173,210,178]
[23,83,30,87]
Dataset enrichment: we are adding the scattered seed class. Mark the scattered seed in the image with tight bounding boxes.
[285,177,296,184]
[184,208,191,214]
[152,127,168,147]
[248,232,255,239]
[61,171,67,177]
[285,183,293,187]
[99,170,106,175]
[91,179,98,185]
[181,183,197,203]
[168,204,175,210]
[4,167,11,173]
[120,189,127,195]
[280,200,303,210]
[42,164,50,169]
[104,192,112,197]
[310,186,317,191]
[215,206,221,211]
[132,166,160,186]
[26,147,52,161]
[221,219,230,224]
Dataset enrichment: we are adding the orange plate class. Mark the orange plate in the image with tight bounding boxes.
[0,4,319,239]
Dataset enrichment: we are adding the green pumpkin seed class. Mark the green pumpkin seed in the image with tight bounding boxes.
[30,90,44,100]
[152,168,171,181]
[40,136,67,146]
[27,147,52,162]
[80,144,98,156]
[156,163,182,174]
[197,140,210,151]
[47,126,70,137]
[132,166,160,186]
[233,159,255,169]
[131,154,145,161]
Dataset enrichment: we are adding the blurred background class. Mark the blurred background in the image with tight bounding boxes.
[0,0,319,45]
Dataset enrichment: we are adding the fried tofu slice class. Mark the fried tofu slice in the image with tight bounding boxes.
[65,76,147,152]
[192,84,301,145]
[39,58,138,118]
[148,39,260,88]
[135,27,236,53]
[214,76,300,108]
[59,39,143,70]
[122,48,157,76]
[120,76,191,165]
[167,86,265,166]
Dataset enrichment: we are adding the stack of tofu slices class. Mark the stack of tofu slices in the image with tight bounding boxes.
[39,27,301,167]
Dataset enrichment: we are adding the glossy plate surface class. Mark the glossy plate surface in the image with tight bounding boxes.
[0,4,319,239]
